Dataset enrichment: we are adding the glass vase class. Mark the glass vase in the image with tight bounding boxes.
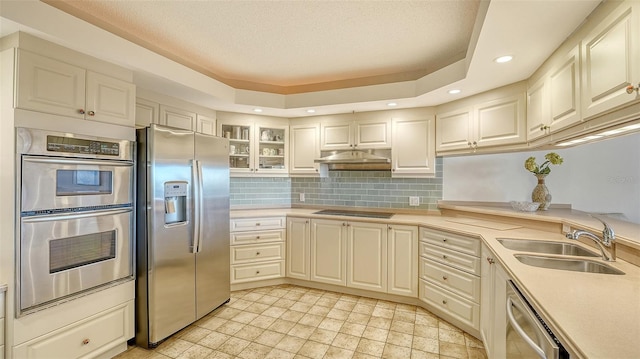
[531,174,552,210]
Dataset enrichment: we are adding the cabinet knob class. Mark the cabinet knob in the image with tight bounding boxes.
[78,109,85,114]
[256,223,261,226]
[256,236,260,239]
[315,169,318,172]
[626,84,639,94]
[392,169,396,172]
[442,238,447,242]
[256,252,261,256]
[442,255,448,259]
[255,168,259,172]
[343,222,347,226]
[256,270,260,274]
[442,275,448,280]
[82,338,90,345]
[305,220,309,224]
[442,300,448,305]
[487,257,495,264]
[87,110,95,116]
[388,226,392,230]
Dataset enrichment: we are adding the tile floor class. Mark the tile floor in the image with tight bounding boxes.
[115,284,487,359]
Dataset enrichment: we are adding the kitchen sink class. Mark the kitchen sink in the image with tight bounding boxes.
[514,254,624,275]
[497,238,599,257]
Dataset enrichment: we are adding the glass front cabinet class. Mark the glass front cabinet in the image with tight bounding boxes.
[218,116,289,176]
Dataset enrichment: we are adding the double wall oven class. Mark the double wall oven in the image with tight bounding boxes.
[16,127,134,316]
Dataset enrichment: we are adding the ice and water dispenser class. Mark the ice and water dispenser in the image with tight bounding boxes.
[164,182,188,224]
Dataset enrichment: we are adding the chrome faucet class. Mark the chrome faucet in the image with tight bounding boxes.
[566,215,616,261]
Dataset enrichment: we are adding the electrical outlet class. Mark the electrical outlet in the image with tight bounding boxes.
[409,196,420,206]
[299,193,305,202]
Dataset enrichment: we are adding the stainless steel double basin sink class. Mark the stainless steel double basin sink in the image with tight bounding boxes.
[497,238,624,275]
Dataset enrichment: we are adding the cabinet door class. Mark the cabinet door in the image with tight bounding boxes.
[387,225,418,297]
[310,219,347,286]
[255,124,288,175]
[135,98,159,128]
[159,105,196,131]
[219,122,253,175]
[321,121,352,150]
[436,108,473,151]
[287,218,310,280]
[290,123,320,175]
[197,114,216,135]
[85,71,136,127]
[549,46,581,132]
[474,93,526,148]
[492,261,509,359]
[582,1,640,119]
[346,222,387,292]
[16,50,86,119]
[354,118,391,149]
[479,245,494,358]
[391,117,435,177]
[526,77,549,141]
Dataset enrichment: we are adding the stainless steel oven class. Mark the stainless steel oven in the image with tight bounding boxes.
[16,127,134,316]
[506,280,570,359]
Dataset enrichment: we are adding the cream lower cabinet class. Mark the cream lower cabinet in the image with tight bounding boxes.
[387,225,418,297]
[230,217,286,284]
[346,222,388,293]
[480,244,509,359]
[310,219,347,286]
[419,228,481,335]
[286,217,311,280]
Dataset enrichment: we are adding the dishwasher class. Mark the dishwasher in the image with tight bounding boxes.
[506,280,570,359]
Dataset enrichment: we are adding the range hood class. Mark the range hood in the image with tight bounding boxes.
[314,149,391,171]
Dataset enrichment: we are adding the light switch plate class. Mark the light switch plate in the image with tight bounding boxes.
[409,196,419,206]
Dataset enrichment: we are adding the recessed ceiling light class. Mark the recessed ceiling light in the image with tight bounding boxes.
[387,102,398,107]
[306,109,316,113]
[494,55,513,63]
[448,89,461,94]
[253,108,263,113]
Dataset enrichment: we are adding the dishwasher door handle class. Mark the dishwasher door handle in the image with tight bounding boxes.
[506,297,546,359]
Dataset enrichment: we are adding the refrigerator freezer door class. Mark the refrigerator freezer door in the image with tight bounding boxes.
[148,125,197,343]
[195,133,231,319]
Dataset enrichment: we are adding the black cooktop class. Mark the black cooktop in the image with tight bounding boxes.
[313,209,395,219]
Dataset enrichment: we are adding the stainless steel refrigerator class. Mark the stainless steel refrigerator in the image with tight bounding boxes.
[135,124,230,348]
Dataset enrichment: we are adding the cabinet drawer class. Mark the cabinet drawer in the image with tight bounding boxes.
[420,242,481,275]
[231,242,285,264]
[420,228,480,256]
[231,217,286,232]
[231,229,285,245]
[419,259,480,302]
[419,279,479,330]
[231,261,285,283]
[13,301,133,359]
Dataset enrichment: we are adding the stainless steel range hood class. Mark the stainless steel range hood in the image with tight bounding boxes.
[314,149,391,171]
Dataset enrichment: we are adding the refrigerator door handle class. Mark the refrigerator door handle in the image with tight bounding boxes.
[195,159,205,253]
[191,159,201,254]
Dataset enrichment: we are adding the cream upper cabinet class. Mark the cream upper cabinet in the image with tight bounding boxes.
[387,225,418,297]
[159,105,196,131]
[346,221,388,293]
[218,116,289,176]
[290,123,320,176]
[526,77,549,141]
[549,46,582,132]
[581,0,640,119]
[196,114,216,135]
[286,217,311,280]
[321,118,391,150]
[135,98,159,128]
[310,219,347,286]
[16,50,135,127]
[436,91,526,153]
[391,117,436,177]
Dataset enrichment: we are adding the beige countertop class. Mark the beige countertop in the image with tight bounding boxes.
[231,206,640,359]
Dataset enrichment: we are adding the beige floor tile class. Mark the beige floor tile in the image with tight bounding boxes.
[176,344,212,359]
[242,292,264,302]
[275,334,307,353]
[273,298,297,308]
[178,327,212,343]
[362,326,389,342]
[232,325,264,341]
[113,347,155,359]
[230,311,259,324]
[439,320,464,333]
[468,347,488,359]
[375,300,397,310]
[226,300,251,311]
[382,343,412,358]
[213,307,242,320]
[195,317,227,331]
[203,350,233,359]
[439,328,466,345]
[267,288,289,298]
[281,309,306,322]
[298,293,321,304]
[254,330,286,347]
[291,302,313,313]
[283,292,304,301]
[386,330,413,348]
[395,303,417,312]
[371,307,394,319]
[415,313,439,328]
[308,328,339,345]
[256,295,280,305]
[197,332,230,350]
[324,346,355,359]
[357,297,378,306]
[245,302,270,314]
[298,341,330,359]
[237,342,272,359]
[215,337,250,356]
[393,310,416,323]
[346,312,370,325]
[414,324,439,340]
[439,342,469,359]
[307,305,331,317]
[464,333,485,349]
[333,300,357,311]
[214,321,245,336]
[262,306,287,318]
[321,291,342,299]
[352,303,375,315]
[410,349,440,359]
[339,322,366,337]
[289,323,317,339]
[298,313,324,327]
[355,338,385,357]
[340,294,360,303]
[390,320,414,334]
[332,332,361,351]
[412,336,439,354]
[318,317,345,332]
[265,348,296,359]
[316,297,339,308]
[367,316,392,330]
[327,308,351,321]
[156,338,194,358]
[269,318,298,334]
[352,352,379,359]
[251,315,278,329]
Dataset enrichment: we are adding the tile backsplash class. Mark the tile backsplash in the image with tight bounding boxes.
[230,158,443,210]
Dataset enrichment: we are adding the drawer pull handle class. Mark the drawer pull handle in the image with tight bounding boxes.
[256,223,261,226]
[82,339,90,345]
[256,252,261,255]
[256,270,260,274]
[442,275,448,280]
[256,236,261,239]
[442,255,447,259]
[487,257,495,264]
[442,300,447,305]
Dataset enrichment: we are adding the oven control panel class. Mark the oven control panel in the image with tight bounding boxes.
[46,135,120,156]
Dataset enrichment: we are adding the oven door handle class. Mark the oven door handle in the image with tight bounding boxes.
[506,297,547,359]
[21,207,132,222]
[23,156,133,167]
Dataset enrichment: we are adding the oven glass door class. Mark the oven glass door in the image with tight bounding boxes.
[19,208,133,313]
[21,156,133,212]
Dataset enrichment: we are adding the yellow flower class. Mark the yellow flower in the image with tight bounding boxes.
[524,157,537,172]
[545,152,563,165]
[524,153,563,175]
